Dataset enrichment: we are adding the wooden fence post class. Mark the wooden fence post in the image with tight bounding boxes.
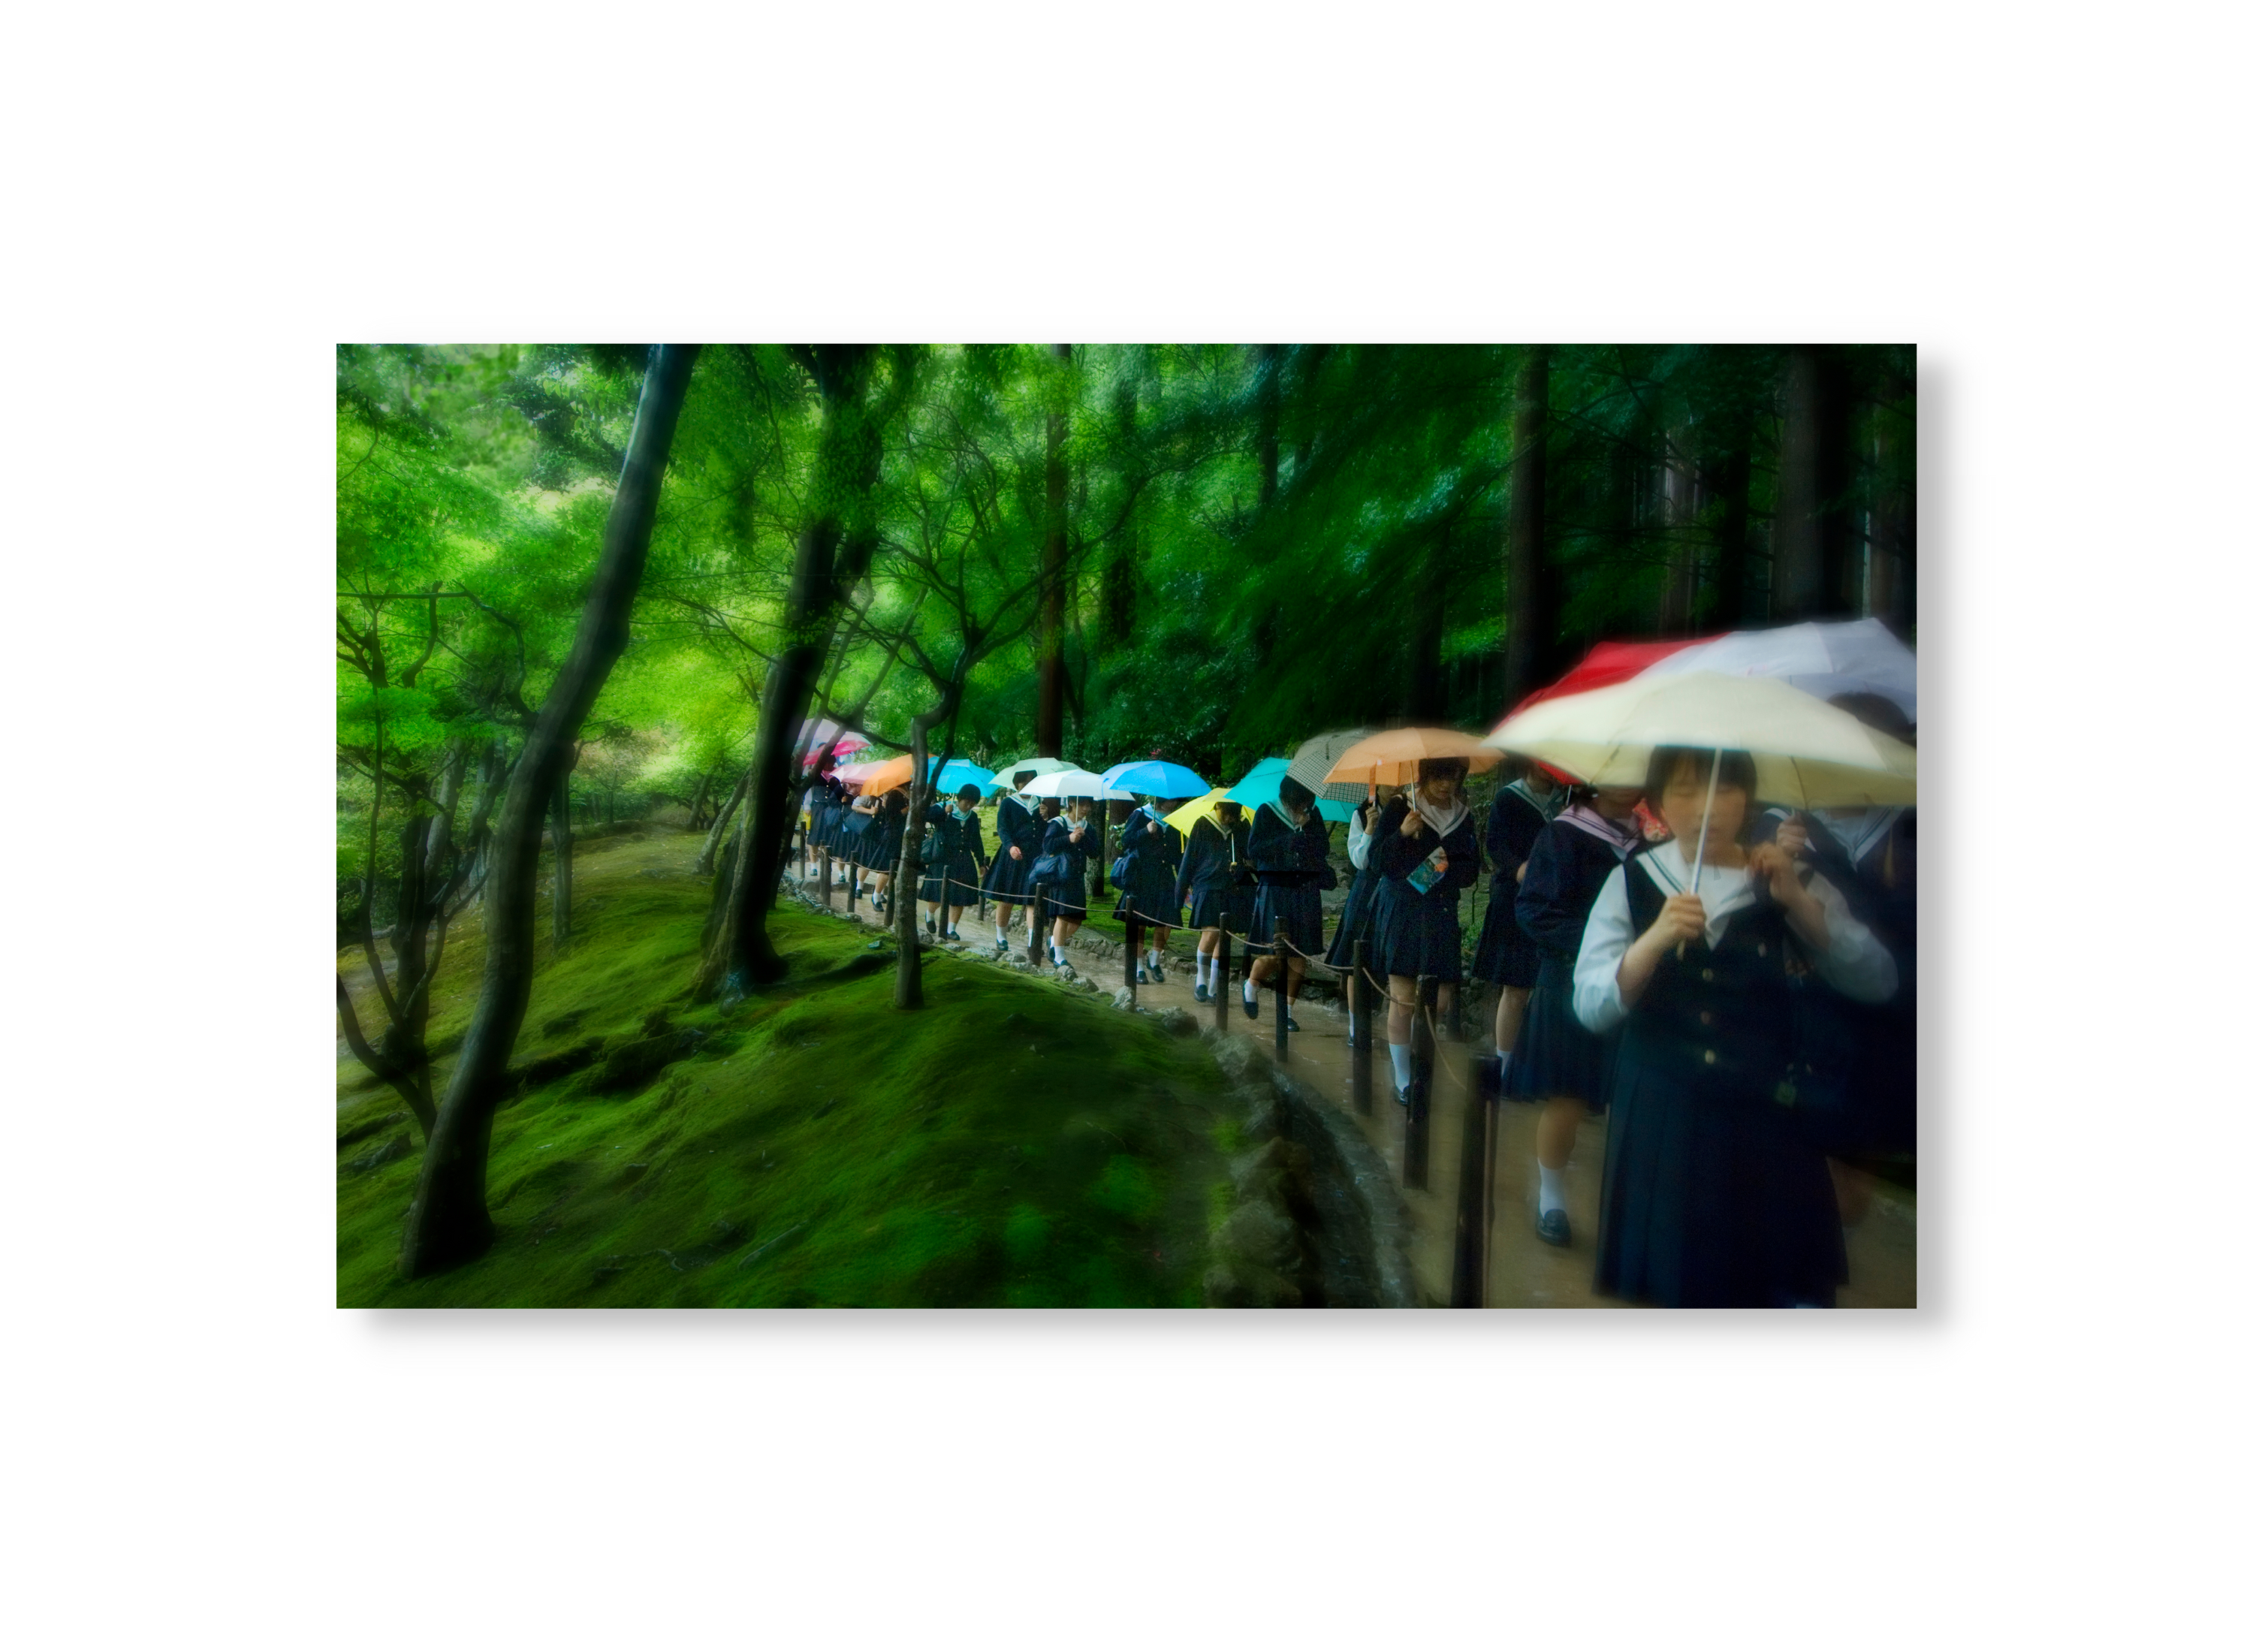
[1449,1036,1491,1307]
[1124,903,1140,1007]
[1405,974,1436,1190]
[1271,918,1290,1062]
[1214,927,1232,1033]
[819,848,831,910]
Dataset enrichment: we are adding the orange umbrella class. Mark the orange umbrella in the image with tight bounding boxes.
[852,753,916,794]
[1321,727,1502,788]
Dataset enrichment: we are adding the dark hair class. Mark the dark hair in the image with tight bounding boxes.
[1036,797,1061,818]
[1216,800,1244,825]
[1418,756,1469,787]
[1645,747,1760,832]
[955,783,982,804]
[1012,768,1039,787]
[1277,776,1315,811]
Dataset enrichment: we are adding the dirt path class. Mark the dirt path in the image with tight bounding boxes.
[784,855,1916,1309]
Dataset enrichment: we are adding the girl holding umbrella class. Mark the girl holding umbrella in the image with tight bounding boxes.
[1468,759,1564,1087]
[1176,800,1251,1004]
[1575,746,1898,1307]
[1370,758,1485,1106]
[1030,796,1095,972]
[1241,776,1335,1030]
[982,768,1045,960]
[917,782,988,942]
[1506,779,1646,1247]
[1111,797,1186,984]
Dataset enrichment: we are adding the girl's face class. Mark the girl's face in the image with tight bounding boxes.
[1657,761,1746,846]
[1421,770,1459,805]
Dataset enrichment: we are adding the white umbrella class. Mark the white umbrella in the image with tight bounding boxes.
[1640,617,1917,722]
[1283,728,1377,803]
[987,755,1081,788]
[1018,768,1134,801]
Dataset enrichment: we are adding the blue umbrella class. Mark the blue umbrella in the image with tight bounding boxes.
[1099,758,1209,800]
[1224,756,1352,822]
[930,758,998,796]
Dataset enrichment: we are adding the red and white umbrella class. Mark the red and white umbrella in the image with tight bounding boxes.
[798,719,871,766]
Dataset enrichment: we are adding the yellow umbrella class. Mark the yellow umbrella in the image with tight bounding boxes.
[1163,788,1230,836]
[1322,727,1503,788]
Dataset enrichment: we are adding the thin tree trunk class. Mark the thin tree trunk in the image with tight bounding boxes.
[1775,345,1858,620]
[1036,343,1071,757]
[894,719,930,1008]
[1658,427,1700,634]
[400,342,699,1279]
[1501,345,1552,711]
[1707,445,1752,631]
[695,767,750,875]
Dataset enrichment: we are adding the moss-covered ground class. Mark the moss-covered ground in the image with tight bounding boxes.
[337,829,1238,1307]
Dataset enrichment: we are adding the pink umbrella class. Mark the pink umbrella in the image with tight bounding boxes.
[798,719,870,766]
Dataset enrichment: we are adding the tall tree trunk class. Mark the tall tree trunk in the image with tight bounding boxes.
[696,346,887,997]
[1774,345,1858,620]
[549,763,573,951]
[1868,360,1914,637]
[686,770,712,831]
[1706,445,1752,631]
[1501,345,1552,711]
[695,767,750,875]
[1036,343,1072,757]
[894,720,932,1008]
[1408,523,1449,721]
[1658,427,1700,635]
[424,745,466,886]
[399,342,699,1279]
[1254,343,1283,510]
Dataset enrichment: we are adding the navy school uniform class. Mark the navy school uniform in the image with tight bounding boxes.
[1369,797,1483,982]
[1752,806,1918,1158]
[1324,800,1388,969]
[916,803,987,907]
[1582,845,1896,1308]
[982,792,1042,904]
[1030,814,1093,920]
[1176,815,1252,933]
[1469,782,1560,988]
[1502,815,1640,1110]
[1111,805,1184,926]
[1246,802,1335,958]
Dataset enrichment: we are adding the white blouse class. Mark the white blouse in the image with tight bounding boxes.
[1347,807,1375,870]
[1572,840,1899,1035]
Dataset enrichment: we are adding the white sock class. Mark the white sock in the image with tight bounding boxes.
[1196,954,1211,987]
[1497,1050,1513,1081]
[1243,976,1258,1005]
[997,923,1008,945]
[1537,1164,1567,1216]
[1389,1042,1413,1093]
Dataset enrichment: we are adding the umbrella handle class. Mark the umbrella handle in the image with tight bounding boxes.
[1676,745,1724,962]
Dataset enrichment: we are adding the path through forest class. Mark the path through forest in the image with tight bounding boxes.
[783,850,1917,1309]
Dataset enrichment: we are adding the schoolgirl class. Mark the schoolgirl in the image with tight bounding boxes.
[1175,800,1252,1004]
[982,769,1045,960]
[917,783,988,941]
[1030,797,1094,970]
[1576,747,1898,1308]
[1504,781,1645,1247]
[860,788,906,912]
[1111,796,1187,983]
[1241,776,1335,1030]
[843,788,879,900]
[1467,761,1564,1087]
[1370,757,1484,1106]
[1751,695,1917,1215]
[1324,783,1403,1045]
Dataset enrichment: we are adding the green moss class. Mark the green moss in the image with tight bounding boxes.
[339,830,1238,1308]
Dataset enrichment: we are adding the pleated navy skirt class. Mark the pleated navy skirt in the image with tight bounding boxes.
[1469,876,1541,988]
[1594,1054,1848,1309]
[1503,952,1615,1111]
[1323,868,1382,968]
[1035,877,1087,921]
[1187,885,1251,933]
[1370,882,1464,982]
[1249,882,1324,957]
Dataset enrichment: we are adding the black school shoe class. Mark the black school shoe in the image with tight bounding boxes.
[1148,960,1165,984]
[1536,1208,1571,1248]
[1242,990,1259,1020]
[1193,984,1210,1003]
[1136,966,1149,984]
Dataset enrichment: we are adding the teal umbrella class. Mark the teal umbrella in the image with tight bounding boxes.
[1224,756,1352,822]
[931,758,997,796]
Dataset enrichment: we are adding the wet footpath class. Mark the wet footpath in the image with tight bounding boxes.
[785,860,1916,1309]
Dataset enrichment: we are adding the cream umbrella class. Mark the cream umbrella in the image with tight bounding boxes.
[986,755,1080,788]
[1484,669,1917,892]
[1018,768,1133,801]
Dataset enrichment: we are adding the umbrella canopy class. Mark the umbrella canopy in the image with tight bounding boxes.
[932,758,997,796]
[1099,758,1208,800]
[986,755,1080,788]
[797,719,871,764]
[1019,768,1133,801]
[1484,671,1917,809]
[1321,728,1502,788]
[828,758,887,789]
[1505,638,1715,716]
[1225,757,1353,823]
[1163,788,1232,837]
[1640,618,1917,722]
[1283,728,1377,803]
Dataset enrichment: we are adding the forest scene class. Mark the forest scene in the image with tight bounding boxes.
[336,342,1917,1310]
